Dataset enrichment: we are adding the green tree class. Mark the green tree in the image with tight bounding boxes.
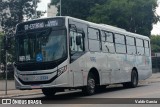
[88,0,159,36]
[50,0,107,20]
[0,32,13,65]
[0,0,45,64]
[0,32,4,64]
[0,0,45,35]
[151,35,160,52]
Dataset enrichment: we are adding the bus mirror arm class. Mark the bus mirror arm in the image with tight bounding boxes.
[76,36,82,45]
[70,37,72,46]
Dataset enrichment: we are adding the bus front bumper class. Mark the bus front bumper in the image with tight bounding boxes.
[14,72,69,90]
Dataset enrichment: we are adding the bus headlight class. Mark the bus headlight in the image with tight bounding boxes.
[57,65,67,76]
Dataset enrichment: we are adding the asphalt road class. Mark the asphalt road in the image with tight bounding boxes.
[11,81,160,102]
[1,81,160,107]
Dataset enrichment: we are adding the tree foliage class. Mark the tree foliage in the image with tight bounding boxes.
[0,32,5,64]
[0,0,45,35]
[88,0,159,36]
[51,0,159,36]
[50,0,107,20]
[0,0,45,64]
[151,35,160,52]
[0,32,4,64]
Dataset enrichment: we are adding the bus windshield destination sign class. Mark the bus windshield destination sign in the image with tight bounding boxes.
[24,20,58,30]
[17,18,64,31]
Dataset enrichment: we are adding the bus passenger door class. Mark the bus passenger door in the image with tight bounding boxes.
[69,23,87,87]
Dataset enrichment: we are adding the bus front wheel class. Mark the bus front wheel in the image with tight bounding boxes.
[82,73,96,95]
[42,88,56,97]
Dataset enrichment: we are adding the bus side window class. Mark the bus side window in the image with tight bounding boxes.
[106,32,114,43]
[88,28,101,52]
[144,40,150,56]
[115,34,126,54]
[136,38,144,55]
[101,31,115,53]
[126,36,136,55]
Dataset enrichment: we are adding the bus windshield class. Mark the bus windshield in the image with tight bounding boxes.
[16,29,67,63]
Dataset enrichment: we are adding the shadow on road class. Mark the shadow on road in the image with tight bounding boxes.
[25,84,149,101]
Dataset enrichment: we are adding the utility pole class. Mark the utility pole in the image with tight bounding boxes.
[34,0,37,19]
[5,35,8,95]
[1,13,8,95]
[60,0,61,16]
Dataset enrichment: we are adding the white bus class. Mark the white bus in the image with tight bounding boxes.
[14,16,152,96]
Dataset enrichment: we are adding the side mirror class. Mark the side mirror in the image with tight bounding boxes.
[69,24,77,31]
[76,36,81,46]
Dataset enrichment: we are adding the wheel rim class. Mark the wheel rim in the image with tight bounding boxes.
[88,78,95,94]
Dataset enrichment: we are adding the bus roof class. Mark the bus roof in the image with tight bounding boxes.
[18,16,150,40]
[65,16,149,40]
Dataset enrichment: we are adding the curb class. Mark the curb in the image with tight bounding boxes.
[0,89,42,98]
[0,92,42,98]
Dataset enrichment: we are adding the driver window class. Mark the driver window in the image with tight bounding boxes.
[70,30,84,52]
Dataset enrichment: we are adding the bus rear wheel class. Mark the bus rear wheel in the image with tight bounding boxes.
[42,88,56,97]
[82,73,96,95]
[123,70,138,88]
[130,70,138,88]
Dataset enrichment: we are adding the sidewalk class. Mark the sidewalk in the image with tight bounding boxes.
[0,73,160,98]
[139,73,160,84]
[0,89,42,98]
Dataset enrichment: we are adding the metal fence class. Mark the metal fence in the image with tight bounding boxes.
[152,56,160,73]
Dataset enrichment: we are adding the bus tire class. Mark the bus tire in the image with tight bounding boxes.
[82,73,96,95]
[123,70,138,88]
[130,69,138,88]
[42,88,56,97]
[97,85,107,92]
